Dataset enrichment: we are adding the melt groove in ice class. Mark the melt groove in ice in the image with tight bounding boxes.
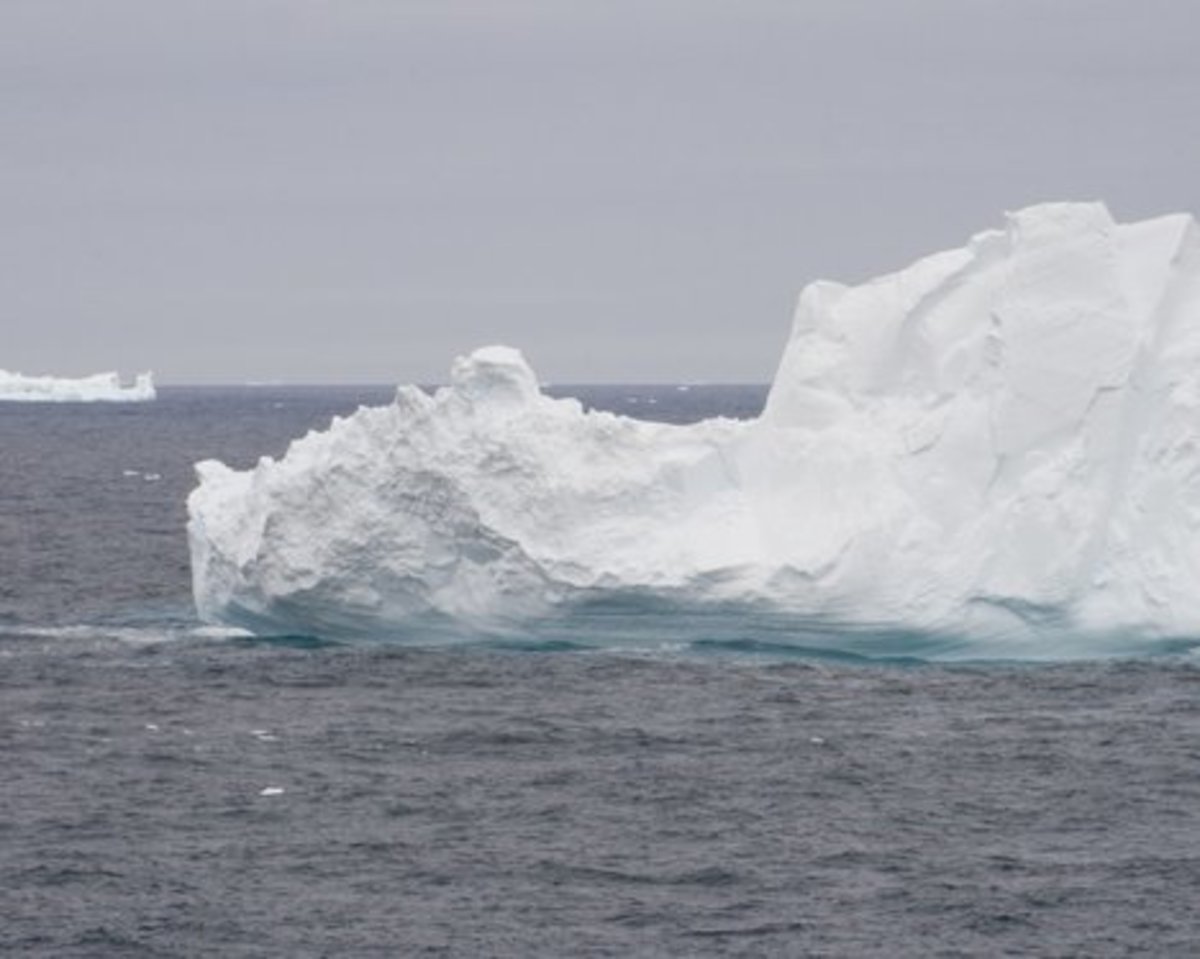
[187,202,1200,656]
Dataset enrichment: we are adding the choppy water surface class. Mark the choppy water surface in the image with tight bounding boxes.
[3,387,1200,956]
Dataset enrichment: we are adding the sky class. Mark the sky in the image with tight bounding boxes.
[3,0,1198,385]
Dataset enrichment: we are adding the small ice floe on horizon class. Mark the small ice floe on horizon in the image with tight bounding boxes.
[122,469,141,477]
[142,473,162,482]
[0,370,155,403]
[145,723,160,732]
[250,729,278,742]
[259,786,285,797]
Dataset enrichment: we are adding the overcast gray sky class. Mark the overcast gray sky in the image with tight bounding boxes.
[3,0,1198,384]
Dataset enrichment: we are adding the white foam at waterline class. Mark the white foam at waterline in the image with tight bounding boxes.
[18,624,255,645]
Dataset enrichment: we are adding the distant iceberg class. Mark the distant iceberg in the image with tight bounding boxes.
[0,370,156,403]
[188,202,1200,657]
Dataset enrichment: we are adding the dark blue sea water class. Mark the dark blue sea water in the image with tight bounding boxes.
[3,386,1200,956]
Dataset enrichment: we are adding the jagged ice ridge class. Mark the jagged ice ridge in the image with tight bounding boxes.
[188,203,1200,657]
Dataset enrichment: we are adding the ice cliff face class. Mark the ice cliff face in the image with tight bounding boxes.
[0,370,155,402]
[188,203,1200,656]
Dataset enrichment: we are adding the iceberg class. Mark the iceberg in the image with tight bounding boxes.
[0,370,156,403]
[187,202,1200,657]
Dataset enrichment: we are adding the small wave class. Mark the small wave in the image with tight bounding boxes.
[10,623,254,647]
[688,637,930,665]
[466,637,593,654]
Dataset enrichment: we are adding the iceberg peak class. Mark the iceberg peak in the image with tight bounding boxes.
[449,345,540,407]
[1004,199,1112,244]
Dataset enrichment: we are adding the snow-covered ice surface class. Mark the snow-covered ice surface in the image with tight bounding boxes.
[0,370,155,402]
[188,202,1200,658]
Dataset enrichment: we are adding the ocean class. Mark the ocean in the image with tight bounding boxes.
[3,387,1200,957]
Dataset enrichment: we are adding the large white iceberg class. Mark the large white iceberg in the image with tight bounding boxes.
[0,370,156,402]
[188,202,1200,657]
